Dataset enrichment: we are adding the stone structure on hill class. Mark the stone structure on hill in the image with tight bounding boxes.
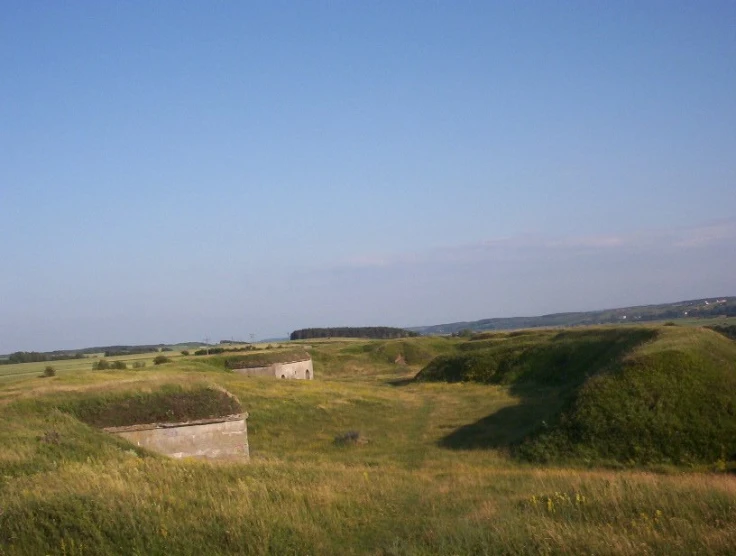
[231,354,314,380]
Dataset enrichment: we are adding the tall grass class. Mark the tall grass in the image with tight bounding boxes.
[2,458,735,555]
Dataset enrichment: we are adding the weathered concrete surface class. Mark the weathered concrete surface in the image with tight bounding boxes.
[107,414,249,460]
[233,358,314,380]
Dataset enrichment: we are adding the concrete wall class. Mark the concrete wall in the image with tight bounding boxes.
[108,415,249,460]
[233,358,313,380]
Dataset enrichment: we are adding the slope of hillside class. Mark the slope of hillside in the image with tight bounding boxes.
[416,328,655,387]
[411,296,736,335]
[416,326,736,465]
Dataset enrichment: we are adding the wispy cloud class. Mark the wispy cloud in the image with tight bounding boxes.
[545,235,625,249]
[672,220,736,247]
[339,219,736,270]
[307,218,735,330]
[343,255,391,268]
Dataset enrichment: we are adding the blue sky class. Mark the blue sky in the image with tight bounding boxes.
[2,1,735,351]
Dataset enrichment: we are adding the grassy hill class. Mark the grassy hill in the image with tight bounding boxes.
[1,330,735,554]
[416,326,736,465]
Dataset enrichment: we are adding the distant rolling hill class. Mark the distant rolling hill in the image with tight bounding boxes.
[410,296,736,335]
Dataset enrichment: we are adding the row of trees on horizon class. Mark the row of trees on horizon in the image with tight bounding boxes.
[290,327,419,341]
[0,351,85,365]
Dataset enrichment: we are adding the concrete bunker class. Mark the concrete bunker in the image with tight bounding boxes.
[224,349,314,380]
[106,413,248,460]
[71,385,249,461]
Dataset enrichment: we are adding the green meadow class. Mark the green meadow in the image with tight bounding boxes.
[0,344,280,384]
[1,326,735,554]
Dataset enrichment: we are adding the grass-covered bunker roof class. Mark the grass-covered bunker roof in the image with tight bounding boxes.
[61,385,242,429]
[210,349,311,370]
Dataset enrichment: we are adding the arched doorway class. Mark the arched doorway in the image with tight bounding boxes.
[305,369,310,379]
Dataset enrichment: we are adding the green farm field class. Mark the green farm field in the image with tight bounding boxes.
[667,316,736,327]
[1,326,735,554]
[0,351,182,383]
[0,343,285,383]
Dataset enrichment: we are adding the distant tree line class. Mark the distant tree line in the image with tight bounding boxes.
[711,305,736,317]
[0,351,84,365]
[104,347,172,357]
[1,343,195,365]
[78,344,182,356]
[290,327,419,341]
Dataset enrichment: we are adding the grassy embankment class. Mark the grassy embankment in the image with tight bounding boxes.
[417,327,736,465]
[1,329,735,554]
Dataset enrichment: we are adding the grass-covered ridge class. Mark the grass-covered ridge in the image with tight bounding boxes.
[416,328,656,387]
[417,326,736,465]
[521,327,736,464]
[358,338,452,366]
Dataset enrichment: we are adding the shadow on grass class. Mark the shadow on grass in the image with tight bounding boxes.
[438,386,566,450]
[386,377,415,387]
